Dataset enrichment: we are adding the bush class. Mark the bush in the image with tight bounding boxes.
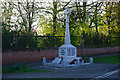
[2,28,17,49]
[84,33,110,47]
[17,32,37,48]
[41,34,64,48]
[71,36,81,47]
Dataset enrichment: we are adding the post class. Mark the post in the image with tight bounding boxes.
[118,30,120,48]
[43,57,46,64]
[81,30,85,59]
[108,30,111,46]
[36,32,37,48]
[35,24,38,49]
[15,32,17,48]
[89,57,93,63]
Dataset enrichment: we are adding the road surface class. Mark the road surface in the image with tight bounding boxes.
[2,63,120,79]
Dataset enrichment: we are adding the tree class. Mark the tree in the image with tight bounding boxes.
[1,2,14,31]
[38,0,71,36]
[10,0,44,32]
[102,2,120,37]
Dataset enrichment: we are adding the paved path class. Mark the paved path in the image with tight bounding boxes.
[2,63,120,79]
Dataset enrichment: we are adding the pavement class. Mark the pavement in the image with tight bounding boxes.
[2,63,120,79]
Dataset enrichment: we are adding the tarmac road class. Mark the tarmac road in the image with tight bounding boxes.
[2,63,120,79]
[92,69,120,80]
[106,72,119,78]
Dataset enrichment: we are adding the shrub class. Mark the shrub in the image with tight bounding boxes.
[2,28,17,49]
[17,32,37,48]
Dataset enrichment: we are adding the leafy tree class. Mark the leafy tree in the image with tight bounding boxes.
[1,1,41,49]
[38,0,71,36]
[102,2,120,37]
[11,0,41,32]
[1,2,14,31]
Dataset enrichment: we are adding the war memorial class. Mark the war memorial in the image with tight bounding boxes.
[43,8,93,67]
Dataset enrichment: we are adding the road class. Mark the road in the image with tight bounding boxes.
[2,63,120,79]
[92,69,120,80]
[107,73,119,78]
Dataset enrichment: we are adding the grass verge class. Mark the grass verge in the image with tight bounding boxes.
[93,54,120,64]
[2,64,50,74]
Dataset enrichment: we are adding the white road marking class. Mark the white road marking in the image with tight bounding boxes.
[91,69,120,79]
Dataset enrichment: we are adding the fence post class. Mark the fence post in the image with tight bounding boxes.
[35,32,37,49]
[15,32,17,48]
[81,30,85,59]
[118,30,120,48]
[108,30,112,47]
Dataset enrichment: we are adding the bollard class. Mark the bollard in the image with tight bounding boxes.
[90,57,93,63]
[43,57,46,64]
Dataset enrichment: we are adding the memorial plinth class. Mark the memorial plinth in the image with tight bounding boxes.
[59,44,77,64]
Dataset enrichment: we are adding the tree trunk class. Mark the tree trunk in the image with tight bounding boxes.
[83,2,86,23]
[52,1,58,35]
[95,3,98,33]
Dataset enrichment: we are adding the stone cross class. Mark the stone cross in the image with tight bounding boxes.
[65,7,71,44]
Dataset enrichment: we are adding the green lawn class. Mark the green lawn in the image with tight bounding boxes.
[2,64,50,74]
[93,54,120,64]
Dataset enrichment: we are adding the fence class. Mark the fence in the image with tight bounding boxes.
[2,34,120,51]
